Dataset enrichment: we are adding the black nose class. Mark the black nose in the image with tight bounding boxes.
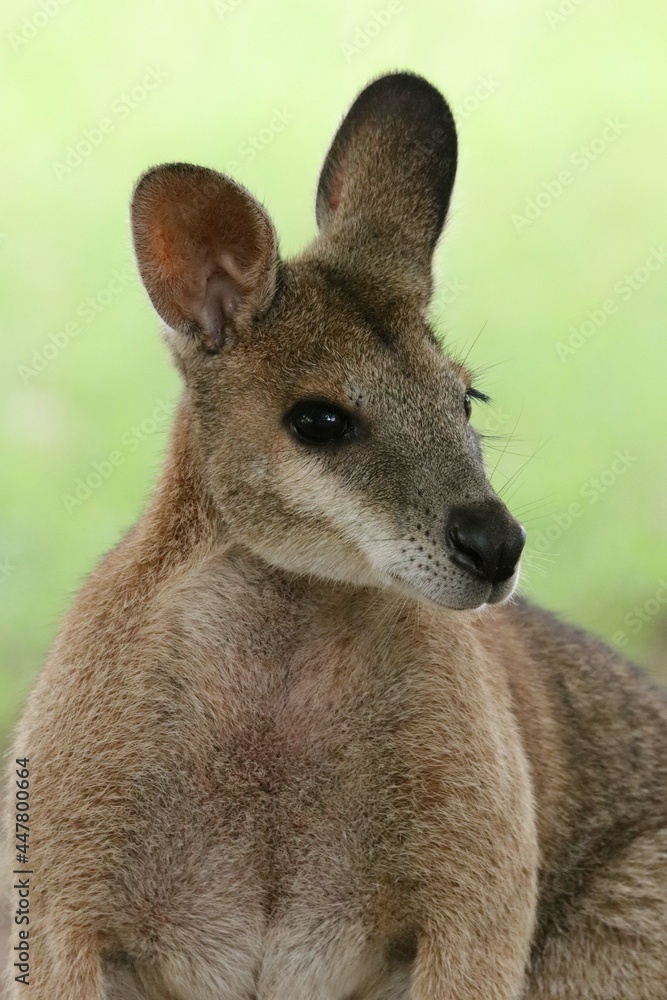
[445,503,526,586]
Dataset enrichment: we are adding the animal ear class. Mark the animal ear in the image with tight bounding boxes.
[315,73,457,301]
[131,163,279,353]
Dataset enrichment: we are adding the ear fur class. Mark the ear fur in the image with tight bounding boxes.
[131,163,278,353]
[315,72,458,302]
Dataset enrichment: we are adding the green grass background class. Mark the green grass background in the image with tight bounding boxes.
[1,0,666,745]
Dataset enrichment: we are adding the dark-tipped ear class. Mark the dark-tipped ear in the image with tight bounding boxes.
[316,72,457,279]
[131,163,278,353]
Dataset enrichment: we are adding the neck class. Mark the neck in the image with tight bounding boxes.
[142,395,220,554]
[94,396,222,596]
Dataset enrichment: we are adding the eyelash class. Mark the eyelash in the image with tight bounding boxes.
[467,387,491,404]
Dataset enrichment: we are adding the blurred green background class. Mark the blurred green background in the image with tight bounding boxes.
[1,0,666,748]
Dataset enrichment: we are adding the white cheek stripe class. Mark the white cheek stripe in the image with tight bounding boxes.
[271,455,507,611]
[273,456,396,558]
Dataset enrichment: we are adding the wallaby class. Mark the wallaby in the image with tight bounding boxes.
[4,72,667,1000]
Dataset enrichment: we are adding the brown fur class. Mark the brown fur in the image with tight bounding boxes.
[4,73,667,999]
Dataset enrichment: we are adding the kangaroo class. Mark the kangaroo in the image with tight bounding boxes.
[4,72,667,1000]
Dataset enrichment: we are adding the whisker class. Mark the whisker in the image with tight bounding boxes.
[522,549,555,565]
[490,404,525,483]
[496,435,549,502]
[467,359,510,378]
[511,495,553,513]
[478,432,526,443]
[450,320,489,372]
[360,536,407,545]
[482,446,535,459]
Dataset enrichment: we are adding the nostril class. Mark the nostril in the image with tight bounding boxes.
[447,526,486,577]
[447,524,487,577]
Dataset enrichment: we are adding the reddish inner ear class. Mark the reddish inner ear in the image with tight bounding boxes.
[131,164,277,350]
[329,165,344,213]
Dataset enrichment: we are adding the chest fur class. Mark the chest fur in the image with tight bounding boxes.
[105,566,524,999]
[194,629,414,888]
[114,620,417,998]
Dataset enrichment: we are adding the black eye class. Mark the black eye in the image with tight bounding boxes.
[464,392,472,420]
[286,400,353,445]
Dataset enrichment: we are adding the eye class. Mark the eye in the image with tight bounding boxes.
[464,387,490,420]
[286,400,354,445]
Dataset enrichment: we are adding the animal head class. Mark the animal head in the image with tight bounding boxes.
[131,72,525,611]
